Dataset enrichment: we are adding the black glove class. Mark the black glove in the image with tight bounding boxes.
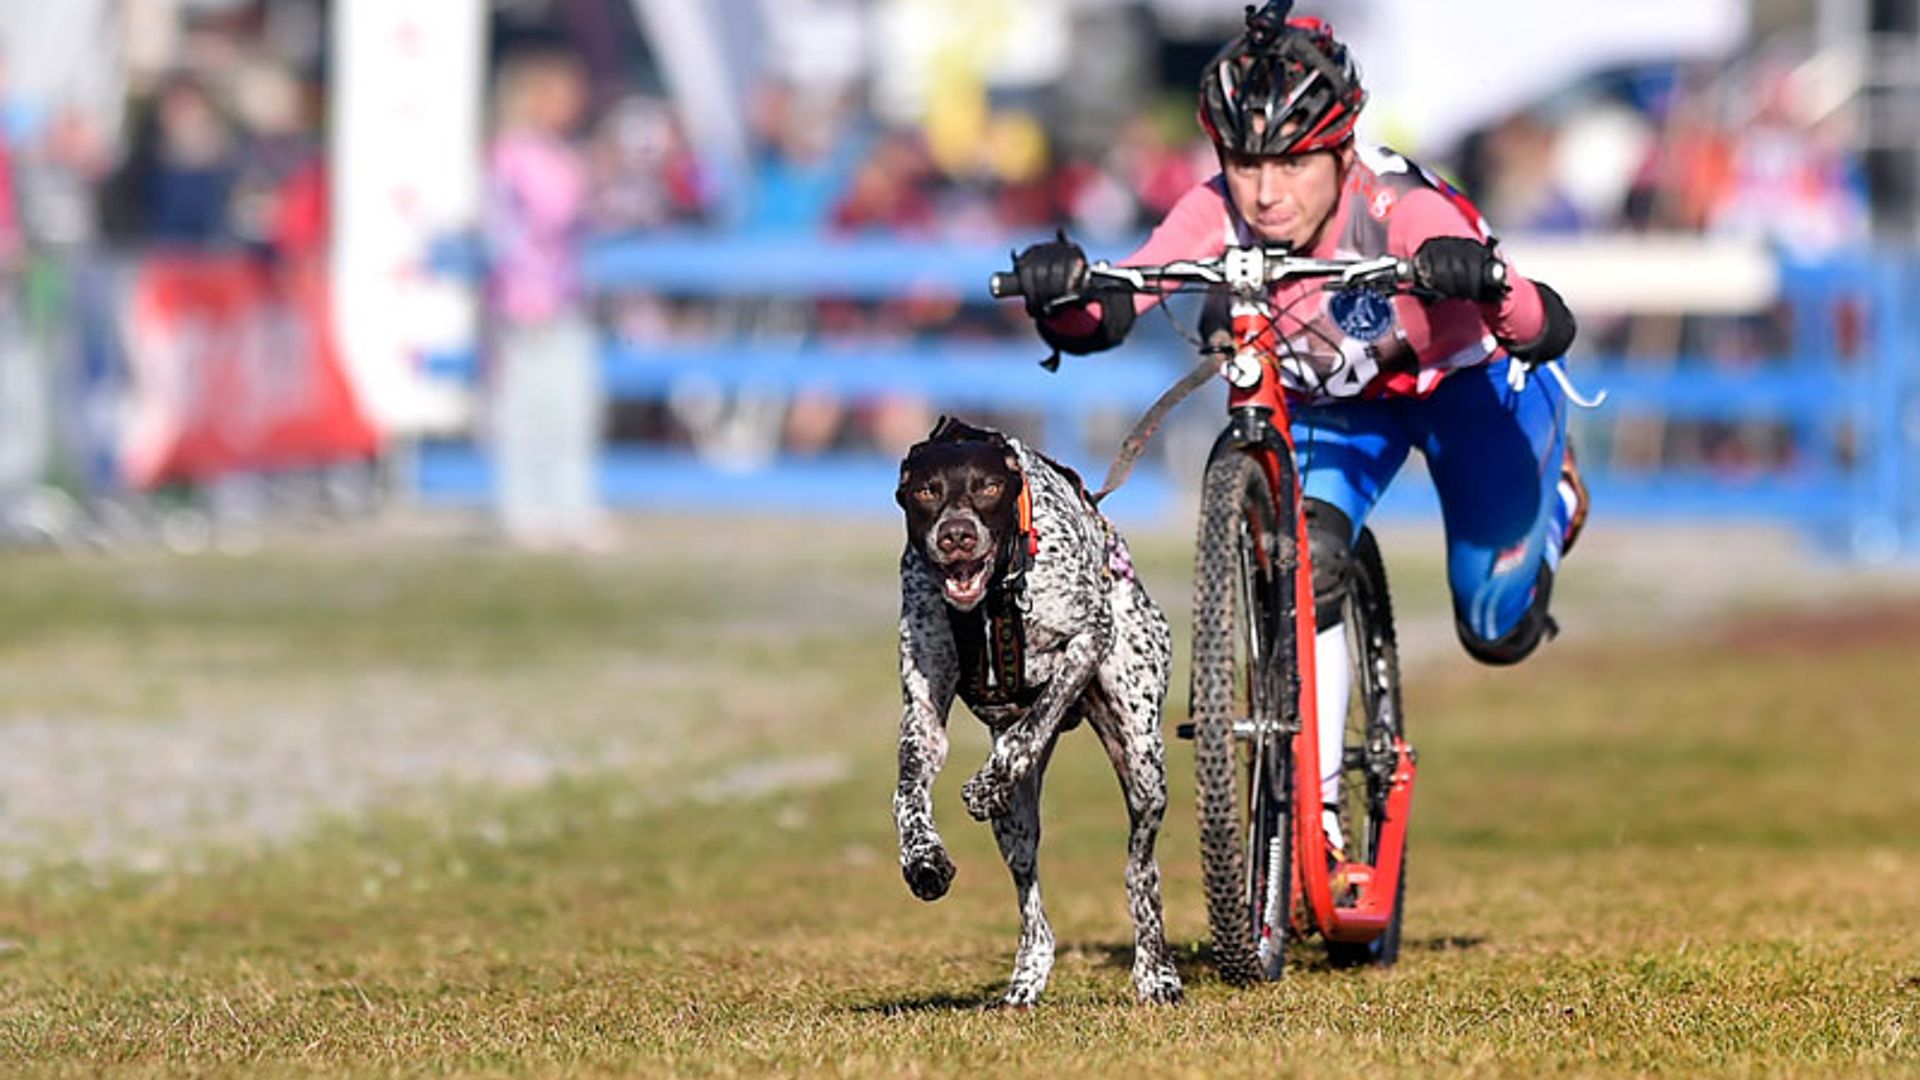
[1413,236,1508,303]
[1013,231,1088,318]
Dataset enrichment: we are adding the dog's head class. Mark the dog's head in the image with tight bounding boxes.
[897,423,1025,612]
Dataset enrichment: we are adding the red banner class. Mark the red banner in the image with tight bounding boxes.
[121,255,381,489]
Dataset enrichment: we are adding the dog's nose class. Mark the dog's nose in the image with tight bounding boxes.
[937,521,979,556]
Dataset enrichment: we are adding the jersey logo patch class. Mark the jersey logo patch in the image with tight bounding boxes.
[1369,187,1395,220]
[1329,287,1395,342]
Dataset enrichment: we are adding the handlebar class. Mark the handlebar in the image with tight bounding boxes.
[989,247,1417,304]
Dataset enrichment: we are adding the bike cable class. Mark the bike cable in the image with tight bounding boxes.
[1507,356,1610,409]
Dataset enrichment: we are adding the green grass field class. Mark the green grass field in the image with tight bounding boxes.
[1,518,1917,1078]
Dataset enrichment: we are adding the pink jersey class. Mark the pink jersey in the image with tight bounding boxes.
[1051,144,1546,402]
[485,130,589,326]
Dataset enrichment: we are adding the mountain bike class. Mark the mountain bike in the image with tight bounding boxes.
[991,246,1418,982]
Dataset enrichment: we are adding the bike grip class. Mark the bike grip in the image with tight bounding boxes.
[989,272,1024,299]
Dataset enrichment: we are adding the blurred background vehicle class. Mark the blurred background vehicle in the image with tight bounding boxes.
[0,0,1915,558]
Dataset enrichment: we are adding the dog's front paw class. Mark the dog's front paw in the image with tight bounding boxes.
[903,847,956,901]
[962,769,1013,821]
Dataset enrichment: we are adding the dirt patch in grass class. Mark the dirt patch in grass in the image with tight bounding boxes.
[1715,602,1920,655]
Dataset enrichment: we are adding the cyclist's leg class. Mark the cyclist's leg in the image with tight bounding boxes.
[1417,357,1570,665]
[1292,401,1413,814]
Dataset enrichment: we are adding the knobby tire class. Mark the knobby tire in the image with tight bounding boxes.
[1192,450,1297,985]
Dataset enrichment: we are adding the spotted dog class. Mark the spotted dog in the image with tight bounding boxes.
[892,417,1181,1007]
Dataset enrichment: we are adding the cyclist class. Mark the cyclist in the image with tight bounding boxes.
[1009,1,1587,852]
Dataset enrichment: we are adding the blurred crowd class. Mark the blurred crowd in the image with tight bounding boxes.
[0,8,344,547]
[599,82,1224,461]
[611,47,1872,250]
[602,47,1873,475]
[0,2,1886,543]
[1457,52,1871,477]
[2,58,324,262]
[1461,55,1867,255]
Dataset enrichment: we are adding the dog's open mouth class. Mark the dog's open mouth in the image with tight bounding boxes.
[940,557,994,608]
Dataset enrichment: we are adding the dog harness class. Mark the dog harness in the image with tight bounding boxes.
[907,417,1038,711]
[949,461,1041,710]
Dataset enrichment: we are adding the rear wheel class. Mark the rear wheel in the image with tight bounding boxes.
[1192,450,1298,985]
[1325,527,1410,968]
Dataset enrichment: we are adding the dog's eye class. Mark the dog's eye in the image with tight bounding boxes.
[914,482,941,502]
[978,479,1003,497]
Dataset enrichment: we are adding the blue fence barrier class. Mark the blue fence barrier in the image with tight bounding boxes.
[415,234,1920,561]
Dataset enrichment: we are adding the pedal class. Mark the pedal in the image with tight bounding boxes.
[1330,862,1373,909]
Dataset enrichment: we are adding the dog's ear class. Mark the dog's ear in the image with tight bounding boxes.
[895,461,915,508]
[1000,452,1024,507]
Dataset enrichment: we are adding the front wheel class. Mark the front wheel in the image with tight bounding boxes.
[1191,450,1299,985]
[1324,527,1410,968]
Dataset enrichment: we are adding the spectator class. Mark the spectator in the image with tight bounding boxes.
[0,53,23,273]
[588,93,707,234]
[1706,62,1869,258]
[227,60,322,255]
[741,81,867,234]
[0,51,35,521]
[1476,111,1586,233]
[11,100,123,507]
[830,129,936,235]
[142,76,239,245]
[980,109,1059,232]
[483,48,607,551]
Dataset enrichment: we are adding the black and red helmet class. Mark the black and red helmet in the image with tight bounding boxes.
[1198,2,1367,157]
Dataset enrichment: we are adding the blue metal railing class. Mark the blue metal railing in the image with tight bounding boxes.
[416,234,1920,560]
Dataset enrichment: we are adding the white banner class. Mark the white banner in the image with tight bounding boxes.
[1345,0,1750,156]
[330,0,485,435]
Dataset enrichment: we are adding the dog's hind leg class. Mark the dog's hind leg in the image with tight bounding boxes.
[1091,601,1183,1004]
[1089,703,1183,1004]
[991,735,1058,1007]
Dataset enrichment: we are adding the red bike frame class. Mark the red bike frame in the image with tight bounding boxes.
[1224,306,1417,947]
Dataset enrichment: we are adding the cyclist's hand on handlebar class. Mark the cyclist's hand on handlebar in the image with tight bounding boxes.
[1412,237,1508,303]
[1013,231,1089,317]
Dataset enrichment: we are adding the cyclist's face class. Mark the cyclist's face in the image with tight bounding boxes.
[1222,147,1346,249]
